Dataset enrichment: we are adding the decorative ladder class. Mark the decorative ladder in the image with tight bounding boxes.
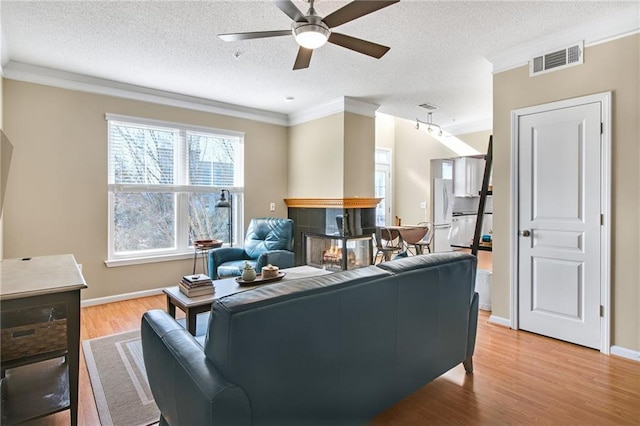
[470,135,493,256]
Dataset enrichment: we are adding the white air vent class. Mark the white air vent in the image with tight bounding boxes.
[530,42,583,77]
[418,102,439,111]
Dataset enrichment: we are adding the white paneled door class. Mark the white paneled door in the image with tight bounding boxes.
[518,101,602,349]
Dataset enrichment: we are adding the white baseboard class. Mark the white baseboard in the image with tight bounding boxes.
[610,345,640,362]
[81,287,165,307]
[488,315,511,328]
[479,304,492,311]
[480,318,638,361]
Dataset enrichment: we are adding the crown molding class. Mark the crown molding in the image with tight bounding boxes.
[288,96,379,126]
[487,9,640,74]
[344,97,380,118]
[287,98,345,126]
[2,61,289,126]
[3,61,381,127]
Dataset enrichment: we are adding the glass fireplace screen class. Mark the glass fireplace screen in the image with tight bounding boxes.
[305,233,372,272]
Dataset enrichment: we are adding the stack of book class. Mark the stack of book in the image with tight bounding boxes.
[179,274,214,297]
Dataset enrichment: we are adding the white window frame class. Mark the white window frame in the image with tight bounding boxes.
[375,148,393,226]
[105,113,244,267]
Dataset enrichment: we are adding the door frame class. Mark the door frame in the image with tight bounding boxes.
[509,91,612,354]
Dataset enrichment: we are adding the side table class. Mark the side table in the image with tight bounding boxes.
[192,239,222,275]
[0,255,87,426]
[163,278,260,335]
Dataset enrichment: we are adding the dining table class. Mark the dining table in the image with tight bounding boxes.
[379,224,430,255]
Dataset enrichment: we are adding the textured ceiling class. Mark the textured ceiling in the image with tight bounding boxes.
[1,1,638,129]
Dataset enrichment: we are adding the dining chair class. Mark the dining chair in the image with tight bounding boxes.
[380,227,403,250]
[414,221,433,254]
[373,227,403,264]
[399,225,429,256]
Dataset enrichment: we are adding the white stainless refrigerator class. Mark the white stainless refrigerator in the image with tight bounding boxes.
[432,178,454,252]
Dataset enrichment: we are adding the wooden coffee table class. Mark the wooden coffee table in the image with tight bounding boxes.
[163,265,331,335]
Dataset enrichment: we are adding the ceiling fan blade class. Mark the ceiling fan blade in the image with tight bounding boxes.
[218,30,291,42]
[328,33,390,59]
[322,0,399,28]
[293,47,313,70]
[272,0,309,23]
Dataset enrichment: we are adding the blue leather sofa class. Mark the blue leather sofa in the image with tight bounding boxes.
[208,217,294,279]
[142,252,479,425]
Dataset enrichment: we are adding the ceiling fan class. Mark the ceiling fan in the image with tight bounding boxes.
[218,0,400,70]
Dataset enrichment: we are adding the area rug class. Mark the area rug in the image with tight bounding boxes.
[83,330,160,426]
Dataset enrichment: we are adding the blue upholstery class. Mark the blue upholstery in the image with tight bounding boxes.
[208,218,294,279]
[141,252,479,425]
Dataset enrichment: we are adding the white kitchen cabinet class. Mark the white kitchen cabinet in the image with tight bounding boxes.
[454,157,485,197]
[451,215,476,247]
[433,224,453,252]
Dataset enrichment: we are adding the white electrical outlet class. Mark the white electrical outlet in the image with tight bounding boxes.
[420,201,427,209]
[269,202,276,212]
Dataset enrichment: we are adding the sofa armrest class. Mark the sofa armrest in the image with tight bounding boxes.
[208,247,247,279]
[141,310,251,426]
[255,250,295,271]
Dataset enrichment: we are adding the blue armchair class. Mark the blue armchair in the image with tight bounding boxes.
[208,217,295,279]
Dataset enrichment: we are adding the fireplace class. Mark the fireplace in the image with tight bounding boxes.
[305,233,372,272]
[285,198,381,271]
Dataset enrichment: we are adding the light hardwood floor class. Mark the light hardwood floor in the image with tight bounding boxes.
[24,275,639,425]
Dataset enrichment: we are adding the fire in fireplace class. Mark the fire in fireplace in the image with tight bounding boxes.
[305,233,371,272]
[322,246,357,269]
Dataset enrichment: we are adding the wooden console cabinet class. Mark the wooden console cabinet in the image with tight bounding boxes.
[0,254,87,425]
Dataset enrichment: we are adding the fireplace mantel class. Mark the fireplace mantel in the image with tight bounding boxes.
[286,199,379,266]
[284,198,382,209]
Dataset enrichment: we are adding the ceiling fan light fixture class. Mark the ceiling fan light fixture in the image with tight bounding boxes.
[292,21,330,49]
[219,0,399,69]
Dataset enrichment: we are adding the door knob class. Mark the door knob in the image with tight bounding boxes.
[519,230,531,237]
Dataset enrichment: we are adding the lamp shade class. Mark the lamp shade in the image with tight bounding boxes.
[215,199,231,208]
[292,18,330,49]
[215,190,231,208]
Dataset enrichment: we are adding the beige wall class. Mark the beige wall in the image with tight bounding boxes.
[392,117,491,225]
[375,113,395,151]
[288,113,344,198]
[288,111,376,198]
[3,80,289,299]
[457,130,493,154]
[343,112,375,198]
[492,34,640,351]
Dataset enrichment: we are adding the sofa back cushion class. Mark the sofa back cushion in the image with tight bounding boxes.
[244,217,294,259]
[205,252,476,425]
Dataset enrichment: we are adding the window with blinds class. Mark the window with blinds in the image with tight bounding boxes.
[106,114,244,262]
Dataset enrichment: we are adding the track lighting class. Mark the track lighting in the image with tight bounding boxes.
[416,112,444,136]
